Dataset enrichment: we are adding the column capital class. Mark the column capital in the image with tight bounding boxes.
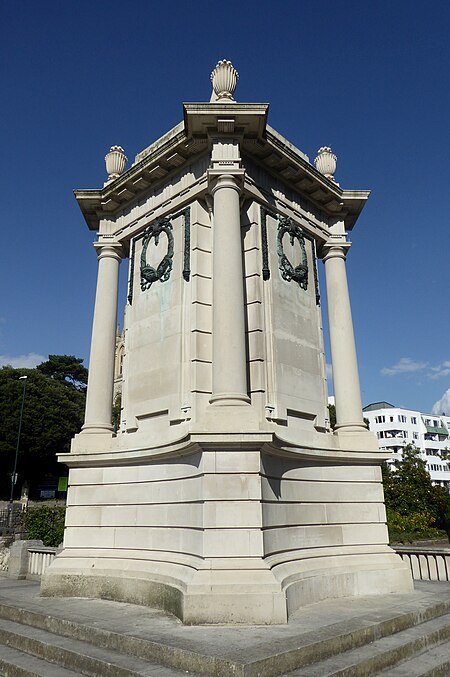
[207,168,245,196]
[93,240,124,262]
[321,237,351,263]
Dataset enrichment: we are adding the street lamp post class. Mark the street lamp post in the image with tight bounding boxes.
[9,375,28,513]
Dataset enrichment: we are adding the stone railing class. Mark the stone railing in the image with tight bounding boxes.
[395,546,450,582]
[27,545,58,579]
[6,540,59,580]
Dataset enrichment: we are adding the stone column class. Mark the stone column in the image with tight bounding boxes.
[322,239,366,432]
[209,171,249,405]
[82,241,123,433]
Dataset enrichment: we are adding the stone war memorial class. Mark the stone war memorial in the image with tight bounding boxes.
[41,61,413,624]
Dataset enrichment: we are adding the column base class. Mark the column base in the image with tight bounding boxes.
[209,392,251,405]
[81,422,114,434]
[70,429,114,454]
[334,421,368,433]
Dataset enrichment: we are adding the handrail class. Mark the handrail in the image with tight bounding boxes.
[395,546,450,582]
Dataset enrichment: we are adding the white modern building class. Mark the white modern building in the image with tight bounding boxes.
[363,402,450,489]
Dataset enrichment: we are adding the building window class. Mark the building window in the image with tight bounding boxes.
[375,416,385,424]
[411,417,417,425]
[399,415,407,423]
[413,432,418,439]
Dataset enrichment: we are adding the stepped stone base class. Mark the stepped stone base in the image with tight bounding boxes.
[1,578,450,676]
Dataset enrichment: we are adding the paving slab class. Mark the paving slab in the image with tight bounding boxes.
[0,578,449,676]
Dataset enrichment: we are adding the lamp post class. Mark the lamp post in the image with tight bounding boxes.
[9,375,28,508]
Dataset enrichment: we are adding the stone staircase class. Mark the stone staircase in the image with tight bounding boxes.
[0,580,450,676]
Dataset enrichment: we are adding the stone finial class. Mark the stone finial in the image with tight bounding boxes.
[210,59,238,102]
[314,147,337,181]
[105,146,127,181]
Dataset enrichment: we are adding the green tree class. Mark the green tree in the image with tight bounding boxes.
[0,365,86,499]
[382,444,450,541]
[328,403,336,428]
[112,392,121,432]
[37,355,88,392]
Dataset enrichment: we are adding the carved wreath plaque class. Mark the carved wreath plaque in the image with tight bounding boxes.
[140,218,174,292]
[277,217,308,290]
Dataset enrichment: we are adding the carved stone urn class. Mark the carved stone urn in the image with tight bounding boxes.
[210,59,238,102]
[105,146,127,180]
[314,147,337,180]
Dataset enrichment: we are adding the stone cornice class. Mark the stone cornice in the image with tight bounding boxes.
[183,102,269,139]
[61,429,386,467]
[74,125,198,230]
[250,128,370,230]
[74,102,370,233]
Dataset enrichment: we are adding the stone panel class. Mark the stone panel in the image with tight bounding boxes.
[261,477,384,503]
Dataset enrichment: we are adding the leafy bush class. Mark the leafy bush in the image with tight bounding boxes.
[382,445,450,543]
[386,508,446,543]
[22,506,66,546]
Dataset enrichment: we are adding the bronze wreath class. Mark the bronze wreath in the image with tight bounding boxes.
[140,218,174,291]
[277,217,308,290]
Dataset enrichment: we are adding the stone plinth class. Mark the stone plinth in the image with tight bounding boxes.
[42,436,411,623]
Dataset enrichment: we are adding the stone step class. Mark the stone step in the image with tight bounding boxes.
[0,617,190,677]
[0,601,216,677]
[0,643,81,676]
[285,612,450,676]
[1,580,450,677]
[380,639,450,676]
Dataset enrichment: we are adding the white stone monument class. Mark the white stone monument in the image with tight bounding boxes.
[41,61,413,624]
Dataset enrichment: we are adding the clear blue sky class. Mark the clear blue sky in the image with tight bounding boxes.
[1,1,449,414]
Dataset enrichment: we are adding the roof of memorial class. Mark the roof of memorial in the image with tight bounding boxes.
[74,62,369,232]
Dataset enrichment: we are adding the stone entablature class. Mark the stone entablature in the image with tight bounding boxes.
[75,112,368,234]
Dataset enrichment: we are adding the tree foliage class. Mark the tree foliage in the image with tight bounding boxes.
[22,506,66,546]
[382,444,449,518]
[382,444,450,541]
[0,364,86,498]
[112,392,121,432]
[328,404,336,428]
[37,355,88,392]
